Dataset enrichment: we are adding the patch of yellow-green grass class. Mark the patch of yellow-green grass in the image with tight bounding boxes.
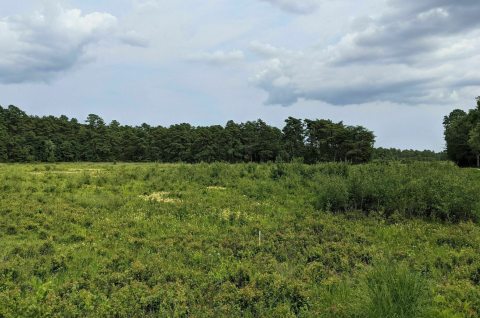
[139,192,182,204]
[206,186,227,190]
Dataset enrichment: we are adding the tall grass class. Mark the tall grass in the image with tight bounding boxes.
[354,262,432,318]
[0,162,480,317]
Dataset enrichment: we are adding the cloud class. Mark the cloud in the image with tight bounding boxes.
[249,1,480,106]
[337,1,480,66]
[186,50,245,66]
[258,0,320,15]
[248,41,295,59]
[0,3,145,84]
[118,30,150,47]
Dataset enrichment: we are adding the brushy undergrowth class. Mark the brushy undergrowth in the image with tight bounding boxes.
[0,161,480,317]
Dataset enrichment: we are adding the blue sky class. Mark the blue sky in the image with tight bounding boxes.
[1,0,480,151]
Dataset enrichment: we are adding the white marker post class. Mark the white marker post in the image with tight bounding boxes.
[259,231,261,246]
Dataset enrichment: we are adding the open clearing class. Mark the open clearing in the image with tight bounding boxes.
[1,162,480,317]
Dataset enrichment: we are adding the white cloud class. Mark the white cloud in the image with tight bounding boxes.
[249,1,480,106]
[186,50,245,66]
[259,0,320,14]
[248,40,296,59]
[0,3,145,84]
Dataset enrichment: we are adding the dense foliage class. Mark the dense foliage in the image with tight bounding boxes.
[373,148,447,162]
[0,105,375,164]
[1,162,480,317]
[444,96,480,167]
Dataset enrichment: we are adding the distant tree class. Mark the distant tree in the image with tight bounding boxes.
[0,106,8,162]
[83,114,110,161]
[136,123,152,161]
[256,119,282,162]
[241,121,259,162]
[443,109,467,131]
[282,117,305,161]
[0,105,379,165]
[107,120,122,161]
[44,140,56,163]
[164,123,194,162]
[444,117,472,165]
[444,97,480,166]
[374,147,447,162]
[149,125,168,162]
[59,141,74,162]
[346,125,376,164]
[223,120,244,163]
[303,119,375,164]
[469,123,480,168]
[193,125,224,163]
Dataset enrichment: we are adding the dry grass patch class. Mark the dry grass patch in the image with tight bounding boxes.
[219,208,260,222]
[139,192,182,204]
[207,186,227,190]
[30,169,106,175]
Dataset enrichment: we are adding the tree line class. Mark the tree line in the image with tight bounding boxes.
[0,105,375,164]
[373,148,447,162]
[444,96,480,167]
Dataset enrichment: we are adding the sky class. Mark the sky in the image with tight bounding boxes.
[1,0,480,151]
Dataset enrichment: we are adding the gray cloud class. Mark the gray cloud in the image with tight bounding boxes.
[258,0,320,15]
[0,3,145,84]
[332,0,480,68]
[249,1,480,106]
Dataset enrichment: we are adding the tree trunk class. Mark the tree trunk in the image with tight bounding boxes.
[477,155,479,168]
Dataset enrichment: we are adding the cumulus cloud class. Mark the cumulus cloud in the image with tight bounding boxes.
[186,50,245,66]
[259,0,320,14]
[249,0,480,106]
[336,0,480,66]
[0,4,145,84]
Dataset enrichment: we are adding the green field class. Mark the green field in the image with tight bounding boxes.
[1,162,480,317]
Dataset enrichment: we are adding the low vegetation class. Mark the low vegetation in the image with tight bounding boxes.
[1,162,480,317]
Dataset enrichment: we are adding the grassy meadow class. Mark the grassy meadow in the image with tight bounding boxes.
[1,161,480,317]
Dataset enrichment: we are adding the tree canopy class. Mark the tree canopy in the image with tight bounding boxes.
[444,96,480,167]
[373,148,447,162]
[0,105,376,164]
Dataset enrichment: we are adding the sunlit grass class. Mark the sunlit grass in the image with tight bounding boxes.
[0,162,479,317]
